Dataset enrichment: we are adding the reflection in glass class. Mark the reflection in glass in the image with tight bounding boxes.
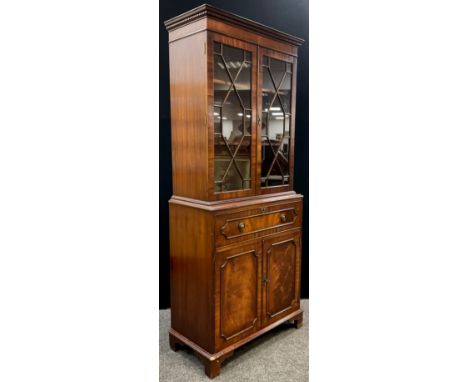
[262,72,275,112]
[270,58,286,88]
[214,55,231,105]
[222,45,244,78]
[278,72,292,113]
[214,106,221,135]
[213,42,252,193]
[261,56,293,187]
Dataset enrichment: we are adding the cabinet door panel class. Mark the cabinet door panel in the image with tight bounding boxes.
[208,32,258,201]
[214,242,262,350]
[262,231,301,326]
[257,47,297,195]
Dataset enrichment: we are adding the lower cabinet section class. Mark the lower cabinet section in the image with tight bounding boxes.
[169,195,303,378]
[214,230,301,351]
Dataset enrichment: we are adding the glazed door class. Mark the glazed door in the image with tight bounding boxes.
[214,242,262,349]
[257,47,297,195]
[208,32,258,201]
[262,231,301,326]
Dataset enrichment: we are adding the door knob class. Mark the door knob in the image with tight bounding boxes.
[238,222,245,231]
[280,214,287,222]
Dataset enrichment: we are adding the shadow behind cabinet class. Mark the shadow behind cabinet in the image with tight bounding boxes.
[165,5,305,378]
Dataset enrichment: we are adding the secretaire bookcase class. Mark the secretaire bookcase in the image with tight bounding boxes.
[164,4,305,378]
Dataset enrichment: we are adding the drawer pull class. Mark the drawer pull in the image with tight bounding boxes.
[238,222,246,231]
[280,214,287,223]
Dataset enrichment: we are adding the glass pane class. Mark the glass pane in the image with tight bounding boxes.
[285,114,290,136]
[214,55,231,106]
[278,140,289,174]
[214,155,251,191]
[213,42,252,193]
[261,56,292,188]
[222,91,244,147]
[245,110,252,135]
[214,135,228,157]
[268,98,283,140]
[270,58,286,88]
[237,62,251,108]
[278,72,292,113]
[214,41,222,54]
[215,158,249,191]
[261,111,268,136]
[214,106,221,135]
[222,45,244,78]
[262,69,275,112]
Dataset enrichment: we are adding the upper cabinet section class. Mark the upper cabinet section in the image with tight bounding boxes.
[165,5,304,202]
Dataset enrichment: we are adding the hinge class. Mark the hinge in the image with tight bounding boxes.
[204,42,206,54]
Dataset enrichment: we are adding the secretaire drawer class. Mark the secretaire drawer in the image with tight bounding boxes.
[215,201,302,247]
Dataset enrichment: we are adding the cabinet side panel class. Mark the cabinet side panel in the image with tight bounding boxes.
[169,202,214,352]
[169,33,209,200]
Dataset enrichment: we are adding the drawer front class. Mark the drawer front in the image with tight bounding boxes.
[215,201,302,247]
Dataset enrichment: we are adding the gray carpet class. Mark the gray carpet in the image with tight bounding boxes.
[159,300,308,381]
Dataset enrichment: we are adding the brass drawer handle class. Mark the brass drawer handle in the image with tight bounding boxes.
[238,222,246,231]
[280,214,287,223]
